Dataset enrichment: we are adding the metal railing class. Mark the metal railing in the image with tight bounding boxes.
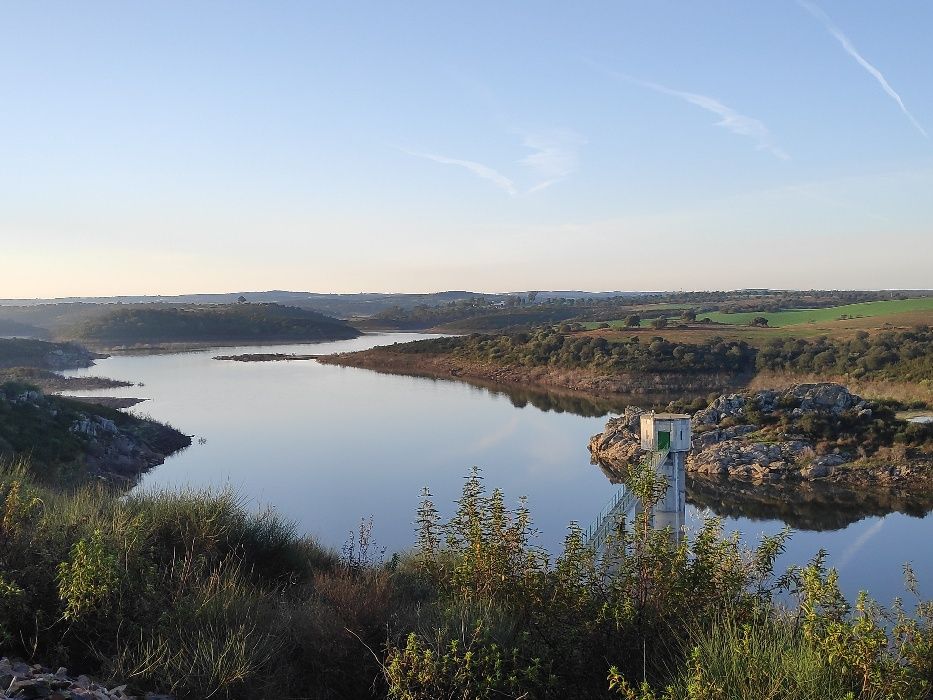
[582,447,670,552]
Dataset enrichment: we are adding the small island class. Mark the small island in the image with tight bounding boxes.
[213,352,320,362]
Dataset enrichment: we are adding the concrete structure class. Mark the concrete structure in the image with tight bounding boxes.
[584,412,692,554]
[640,413,691,540]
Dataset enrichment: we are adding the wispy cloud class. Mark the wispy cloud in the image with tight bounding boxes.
[402,149,518,196]
[519,129,586,193]
[587,59,788,159]
[402,129,584,196]
[631,75,788,160]
[798,0,927,138]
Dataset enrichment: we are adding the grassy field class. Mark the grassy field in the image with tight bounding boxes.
[697,297,933,327]
[578,312,933,357]
[583,298,933,339]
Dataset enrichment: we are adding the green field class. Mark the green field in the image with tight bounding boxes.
[585,298,933,331]
[698,298,933,327]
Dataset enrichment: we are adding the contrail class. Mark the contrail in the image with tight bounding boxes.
[798,0,927,138]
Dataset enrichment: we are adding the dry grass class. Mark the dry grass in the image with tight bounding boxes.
[749,370,933,406]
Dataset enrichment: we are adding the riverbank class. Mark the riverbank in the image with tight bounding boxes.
[318,346,750,399]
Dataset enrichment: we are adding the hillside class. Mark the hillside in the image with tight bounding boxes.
[61,302,361,346]
[0,338,101,370]
[0,382,190,483]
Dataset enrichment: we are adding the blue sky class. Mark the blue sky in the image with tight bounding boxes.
[1,1,931,296]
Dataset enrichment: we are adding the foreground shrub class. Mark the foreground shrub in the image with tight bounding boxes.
[0,461,930,699]
[0,470,385,699]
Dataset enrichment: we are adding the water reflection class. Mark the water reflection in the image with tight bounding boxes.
[596,457,933,533]
[59,334,933,602]
[686,474,933,531]
[359,368,710,418]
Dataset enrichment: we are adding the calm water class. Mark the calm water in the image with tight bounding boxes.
[64,333,932,602]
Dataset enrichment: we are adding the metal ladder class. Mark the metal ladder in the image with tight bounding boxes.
[582,447,670,552]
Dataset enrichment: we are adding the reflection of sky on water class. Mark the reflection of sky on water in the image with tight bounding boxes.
[64,334,933,603]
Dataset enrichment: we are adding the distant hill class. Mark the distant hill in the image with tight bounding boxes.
[60,302,361,346]
[2,289,930,340]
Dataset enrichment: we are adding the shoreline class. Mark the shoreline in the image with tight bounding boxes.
[73,335,367,355]
[318,348,751,402]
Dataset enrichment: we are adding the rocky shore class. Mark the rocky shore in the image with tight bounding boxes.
[0,385,190,483]
[589,383,933,484]
[0,657,170,700]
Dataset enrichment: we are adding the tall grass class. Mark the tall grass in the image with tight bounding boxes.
[0,467,391,699]
[1,460,930,699]
[669,612,849,700]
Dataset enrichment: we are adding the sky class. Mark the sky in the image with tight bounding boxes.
[1,1,931,297]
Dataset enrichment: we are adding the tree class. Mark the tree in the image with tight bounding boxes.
[680,309,697,322]
[749,316,769,327]
[650,317,668,329]
[624,314,641,328]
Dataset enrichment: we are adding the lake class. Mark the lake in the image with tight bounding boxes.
[64,333,932,603]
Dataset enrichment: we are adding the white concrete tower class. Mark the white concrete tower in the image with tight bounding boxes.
[639,412,691,541]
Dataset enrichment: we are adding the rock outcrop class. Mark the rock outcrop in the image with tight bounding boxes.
[589,383,932,484]
[0,384,190,483]
[0,657,170,699]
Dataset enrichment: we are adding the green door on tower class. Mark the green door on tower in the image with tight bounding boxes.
[658,431,671,450]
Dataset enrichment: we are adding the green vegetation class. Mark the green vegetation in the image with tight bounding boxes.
[62,303,361,345]
[358,290,912,333]
[583,298,933,332]
[0,386,89,478]
[0,472,352,698]
[385,328,756,375]
[751,392,930,457]
[757,327,933,384]
[364,296,582,332]
[0,383,188,483]
[687,298,933,328]
[1,460,929,699]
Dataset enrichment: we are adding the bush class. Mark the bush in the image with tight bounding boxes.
[1,462,930,699]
